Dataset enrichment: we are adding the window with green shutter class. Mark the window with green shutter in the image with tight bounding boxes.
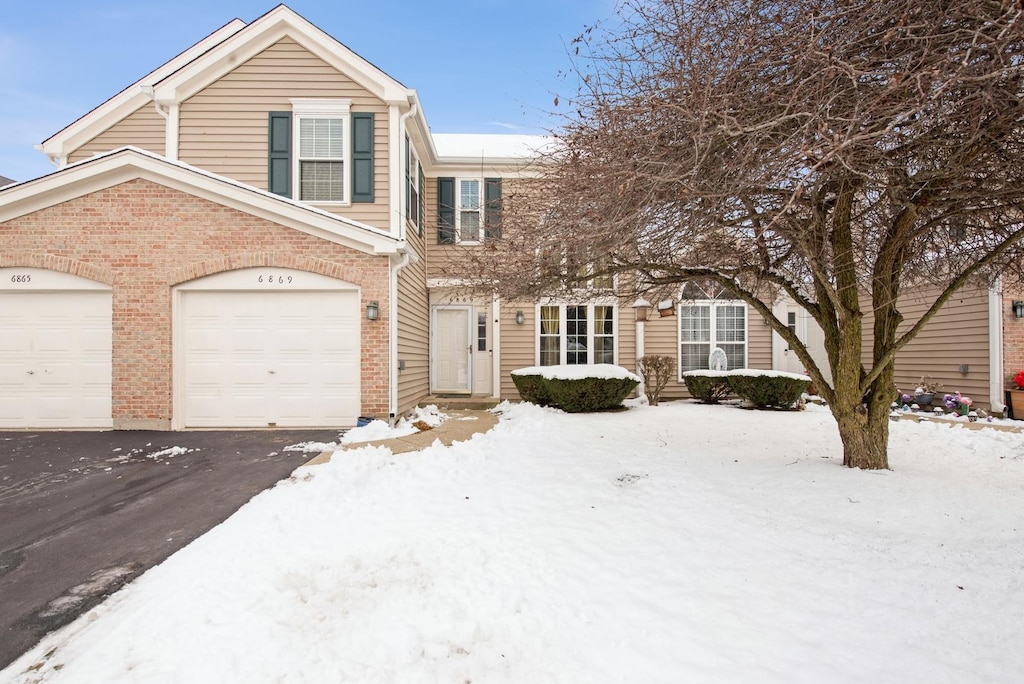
[272,99,375,205]
[437,176,502,244]
[267,111,292,197]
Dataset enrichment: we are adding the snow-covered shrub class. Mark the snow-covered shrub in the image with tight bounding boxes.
[726,370,809,409]
[511,364,640,412]
[681,370,732,403]
[637,354,675,406]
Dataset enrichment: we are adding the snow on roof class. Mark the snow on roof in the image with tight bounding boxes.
[432,133,552,160]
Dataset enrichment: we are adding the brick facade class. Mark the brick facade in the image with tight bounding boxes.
[0,178,390,429]
[1003,288,1024,387]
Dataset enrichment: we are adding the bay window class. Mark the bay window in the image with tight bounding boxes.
[538,303,617,366]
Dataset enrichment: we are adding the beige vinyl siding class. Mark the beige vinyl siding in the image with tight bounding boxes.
[645,312,689,400]
[396,219,430,414]
[499,303,536,399]
[862,285,991,409]
[424,176,533,280]
[178,37,390,230]
[68,105,165,163]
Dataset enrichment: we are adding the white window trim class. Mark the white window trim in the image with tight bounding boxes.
[407,143,421,231]
[290,98,351,205]
[534,300,619,366]
[678,299,748,376]
[455,177,484,244]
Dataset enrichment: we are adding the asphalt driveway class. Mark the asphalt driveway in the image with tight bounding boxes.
[0,428,341,671]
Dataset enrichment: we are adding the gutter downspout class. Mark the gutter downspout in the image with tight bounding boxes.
[389,245,415,426]
[989,278,1005,413]
[387,101,420,426]
[145,85,179,162]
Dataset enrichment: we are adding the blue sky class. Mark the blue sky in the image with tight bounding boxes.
[0,1,613,182]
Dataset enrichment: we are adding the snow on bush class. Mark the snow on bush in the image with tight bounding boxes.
[511,364,640,412]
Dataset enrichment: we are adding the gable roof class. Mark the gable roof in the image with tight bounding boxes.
[40,18,247,160]
[0,147,400,256]
[41,5,417,161]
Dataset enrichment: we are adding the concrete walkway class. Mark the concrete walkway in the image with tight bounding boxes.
[305,409,499,466]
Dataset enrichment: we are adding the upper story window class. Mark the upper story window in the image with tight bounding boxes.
[268,101,374,205]
[292,100,350,204]
[298,117,345,202]
[459,179,482,241]
[437,177,501,244]
[406,135,423,235]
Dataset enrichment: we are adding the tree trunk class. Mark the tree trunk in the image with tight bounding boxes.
[833,401,891,469]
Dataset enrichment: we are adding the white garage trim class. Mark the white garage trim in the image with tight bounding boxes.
[172,267,361,429]
[0,268,113,429]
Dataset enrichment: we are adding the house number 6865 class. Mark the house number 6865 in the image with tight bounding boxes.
[10,274,31,283]
[257,275,293,284]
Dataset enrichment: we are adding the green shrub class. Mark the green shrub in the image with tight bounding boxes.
[637,355,675,406]
[681,371,732,403]
[511,365,640,412]
[726,370,809,409]
[509,373,554,407]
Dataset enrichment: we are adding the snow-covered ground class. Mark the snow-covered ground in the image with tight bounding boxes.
[3,401,1023,684]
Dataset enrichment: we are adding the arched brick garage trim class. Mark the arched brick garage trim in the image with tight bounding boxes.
[0,253,115,286]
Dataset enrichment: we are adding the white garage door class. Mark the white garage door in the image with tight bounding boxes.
[177,269,360,428]
[0,268,113,429]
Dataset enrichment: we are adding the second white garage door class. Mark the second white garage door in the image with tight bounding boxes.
[177,269,360,428]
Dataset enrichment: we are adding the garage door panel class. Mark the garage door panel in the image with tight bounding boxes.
[180,284,360,428]
[0,286,112,429]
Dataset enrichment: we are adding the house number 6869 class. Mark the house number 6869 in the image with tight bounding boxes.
[257,275,293,284]
[10,274,31,283]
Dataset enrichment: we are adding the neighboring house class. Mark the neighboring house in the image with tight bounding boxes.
[773,284,1013,413]
[0,175,15,188]
[1,6,1015,431]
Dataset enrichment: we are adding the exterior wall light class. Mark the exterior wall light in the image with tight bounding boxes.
[367,301,379,320]
[1013,300,1024,319]
[515,310,525,325]
[632,298,652,322]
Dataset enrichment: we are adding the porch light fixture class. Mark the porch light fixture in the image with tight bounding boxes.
[515,310,525,325]
[366,301,379,321]
[1014,300,1024,319]
[632,298,651,322]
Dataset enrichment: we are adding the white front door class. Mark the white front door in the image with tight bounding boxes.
[0,269,113,429]
[782,308,805,375]
[432,306,472,394]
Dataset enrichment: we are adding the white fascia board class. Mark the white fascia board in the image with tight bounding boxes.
[0,148,399,256]
[40,19,247,159]
[153,7,409,105]
[425,160,546,179]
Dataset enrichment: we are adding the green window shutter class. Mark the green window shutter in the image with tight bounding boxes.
[351,112,374,203]
[484,177,502,240]
[268,111,292,197]
[438,177,455,244]
[417,162,425,238]
[404,135,411,219]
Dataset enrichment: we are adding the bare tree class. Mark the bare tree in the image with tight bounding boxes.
[449,0,1024,469]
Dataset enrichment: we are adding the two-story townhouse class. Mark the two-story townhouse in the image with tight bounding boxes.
[2,5,1016,431]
